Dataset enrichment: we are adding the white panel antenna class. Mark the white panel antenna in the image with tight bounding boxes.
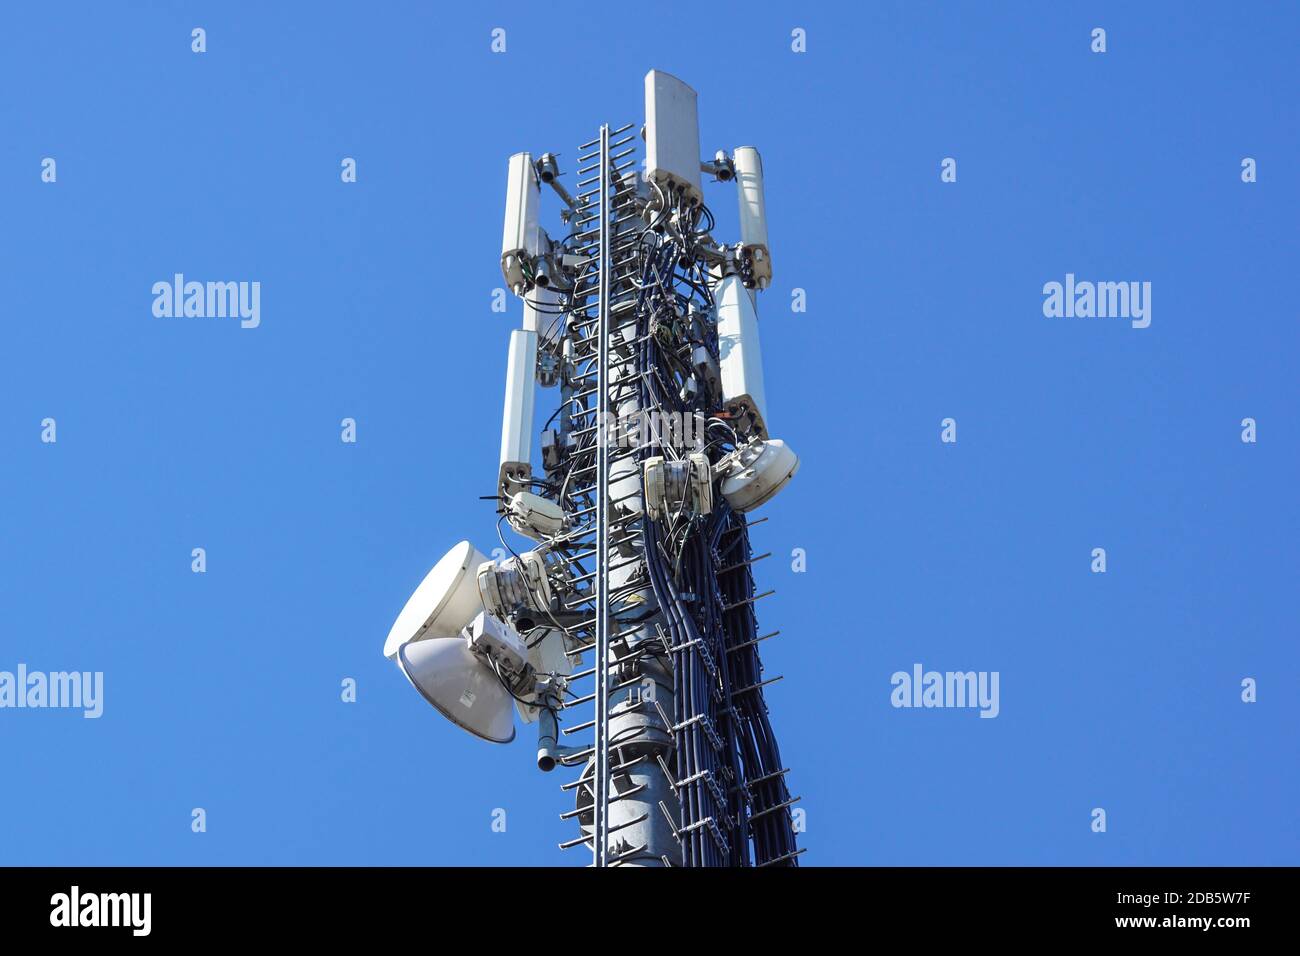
[501,152,542,295]
[644,70,702,206]
[715,274,768,439]
[733,146,772,289]
[499,328,537,494]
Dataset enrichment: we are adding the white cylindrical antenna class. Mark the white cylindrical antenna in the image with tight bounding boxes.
[499,328,537,494]
[715,273,768,439]
[501,152,541,296]
[733,146,772,290]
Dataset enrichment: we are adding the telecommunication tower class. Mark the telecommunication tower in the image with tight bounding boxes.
[384,71,801,867]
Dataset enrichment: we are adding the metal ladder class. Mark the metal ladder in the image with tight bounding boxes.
[548,122,650,867]
[542,121,801,867]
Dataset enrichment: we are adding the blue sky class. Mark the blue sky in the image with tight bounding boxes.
[1,2,1296,866]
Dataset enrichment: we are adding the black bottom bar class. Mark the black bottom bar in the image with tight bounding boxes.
[0,866,1285,940]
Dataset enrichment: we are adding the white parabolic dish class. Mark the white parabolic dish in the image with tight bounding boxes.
[383,540,489,660]
[397,637,516,744]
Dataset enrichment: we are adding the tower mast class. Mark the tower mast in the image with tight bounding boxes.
[387,70,801,867]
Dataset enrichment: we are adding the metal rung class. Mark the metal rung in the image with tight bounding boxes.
[559,753,648,791]
[562,670,646,709]
[740,766,790,790]
[607,842,651,866]
[718,553,772,574]
[722,516,767,536]
[727,630,781,654]
[558,781,649,820]
[749,795,801,821]
[721,590,775,613]
[731,675,784,696]
[558,811,649,851]
[758,848,807,867]
[657,801,681,841]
